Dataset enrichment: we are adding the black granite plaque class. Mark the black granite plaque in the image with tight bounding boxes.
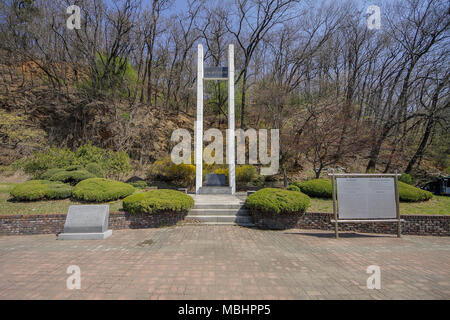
[206,174,227,186]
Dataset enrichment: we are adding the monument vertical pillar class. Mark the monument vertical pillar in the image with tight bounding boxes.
[196,44,204,194]
[228,44,236,194]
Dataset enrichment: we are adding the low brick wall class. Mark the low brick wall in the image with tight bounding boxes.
[293,213,449,236]
[0,212,187,236]
[0,214,67,236]
[109,212,187,230]
[252,212,301,230]
[250,211,448,236]
[0,211,448,236]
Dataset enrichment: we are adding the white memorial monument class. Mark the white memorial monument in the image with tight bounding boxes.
[196,44,236,194]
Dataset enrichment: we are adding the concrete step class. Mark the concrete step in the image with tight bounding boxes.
[193,203,244,209]
[183,221,255,227]
[201,222,255,227]
[188,208,249,216]
[197,187,233,195]
[185,215,254,224]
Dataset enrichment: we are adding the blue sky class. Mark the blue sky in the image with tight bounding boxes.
[165,0,382,14]
[103,0,189,13]
[105,0,387,15]
[170,0,190,13]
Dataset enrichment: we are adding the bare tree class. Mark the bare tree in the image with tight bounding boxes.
[225,0,300,127]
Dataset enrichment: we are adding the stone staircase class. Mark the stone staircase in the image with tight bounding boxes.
[197,187,233,195]
[185,195,254,226]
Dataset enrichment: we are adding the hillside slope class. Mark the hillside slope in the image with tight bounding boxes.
[0,62,194,166]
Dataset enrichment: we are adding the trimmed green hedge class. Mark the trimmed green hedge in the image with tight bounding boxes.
[40,168,64,180]
[123,189,194,214]
[65,165,84,171]
[85,162,106,178]
[49,169,95,185]
[293,179,332,199]
[14,143,132,179]
[41,167,96,185]
[73,178,135,202]
[293,178,431,202]
[128,181,148,189]
[287,185,301,192]
[399,173,413,185]
[10,180,72,201]
[245,188,310,215]
[399,181,433,202]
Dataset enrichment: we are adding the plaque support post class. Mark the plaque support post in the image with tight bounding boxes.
[331,169,339,239]
[195,44,204,194]
[228,44,236,195]
[394,169,401,238]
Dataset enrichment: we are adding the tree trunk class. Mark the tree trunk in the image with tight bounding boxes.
[240,70,247,128]
[405,119,433,174]
[366,138,383,172]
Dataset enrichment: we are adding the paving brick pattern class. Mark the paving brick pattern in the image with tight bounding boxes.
[0,226,449,300]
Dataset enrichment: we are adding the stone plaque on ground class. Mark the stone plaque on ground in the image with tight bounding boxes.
[206,174,227,187]
[58,205,112,240]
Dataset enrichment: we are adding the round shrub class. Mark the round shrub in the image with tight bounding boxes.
[123,189,194,214]
[49,169,96,185]
[128,181,148,189]
[168,164,196,187]
[214,168,228,176]
[85,162,106,178]
[245,188,310,215]
[10,180,72,201]
[236,165,258,183]
[15,143,132,180]
[399,181,433,202]
[287,185,301,192]
[214,165,258,184]
[147,157,195,187]
[293,179,332,198]
[40,168,65,180]
[73,178,135,202]
[399,173,413,185]
[147,158,172,181]
[65,165,84,171]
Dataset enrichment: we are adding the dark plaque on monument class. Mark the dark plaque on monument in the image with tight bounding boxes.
[206,174,227,187]
[204,67,228,80]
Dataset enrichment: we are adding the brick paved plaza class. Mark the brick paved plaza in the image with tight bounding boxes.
[0,226,449,300]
